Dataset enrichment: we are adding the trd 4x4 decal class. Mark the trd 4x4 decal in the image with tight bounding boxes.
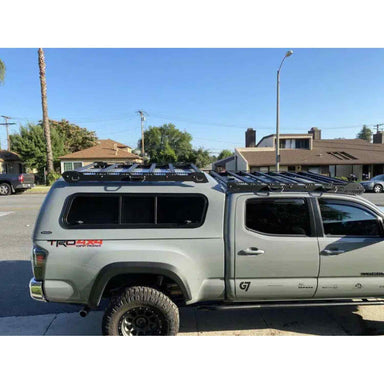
[48,240,103,247]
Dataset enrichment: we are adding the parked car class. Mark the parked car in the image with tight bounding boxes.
[360,174,384,193]
[29,164,384,336]
[0,173,35,195]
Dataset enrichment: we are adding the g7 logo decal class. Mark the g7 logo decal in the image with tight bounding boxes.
[239,281,251,292]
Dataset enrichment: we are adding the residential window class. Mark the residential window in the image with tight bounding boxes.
[295,139,310,149]
[64,194,207,228]
[319,199,382,237]
[246,198,311,236]
[63,162,83,172]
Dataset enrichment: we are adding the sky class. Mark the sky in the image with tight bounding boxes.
[1,48,384,155]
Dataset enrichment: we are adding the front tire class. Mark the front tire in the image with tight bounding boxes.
[373,184,383,193]
[102,286,179,336]
[0,183,11,196]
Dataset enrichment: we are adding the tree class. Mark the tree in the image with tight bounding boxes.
[10,120,97,178]
[38,48,54,176]
[218,149,233,160]
[187,147,211,168]
[49,119,97,153]
[10,123,65,175]
[0,59,5,85]
[138,124,193,163]
[357,125,372,142]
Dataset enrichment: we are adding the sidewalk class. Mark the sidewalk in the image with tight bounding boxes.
[1,305,384,336]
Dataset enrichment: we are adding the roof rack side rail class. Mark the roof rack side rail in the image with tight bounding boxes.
[62,162,208,183]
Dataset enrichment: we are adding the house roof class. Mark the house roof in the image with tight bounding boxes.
[59,139,141,161]
[0,150,21,162]
[238,138,384,166]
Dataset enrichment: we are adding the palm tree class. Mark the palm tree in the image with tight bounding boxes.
[38,48,54,175]
[0,59,5,84]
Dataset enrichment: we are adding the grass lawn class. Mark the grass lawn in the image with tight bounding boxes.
[24,185,51,194]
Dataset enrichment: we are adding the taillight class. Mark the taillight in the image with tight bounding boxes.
[18,174,24,183]
[32,245,48,280]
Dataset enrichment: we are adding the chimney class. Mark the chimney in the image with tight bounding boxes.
[308,127,321,140]
[245,128,256,147]
[373,131,384,144]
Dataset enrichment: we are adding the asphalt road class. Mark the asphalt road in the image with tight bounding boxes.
[2,192,384,335]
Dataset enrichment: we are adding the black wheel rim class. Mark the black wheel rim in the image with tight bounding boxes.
[118,306,167,336]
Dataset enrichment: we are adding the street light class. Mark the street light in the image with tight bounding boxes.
[275,50,293,172]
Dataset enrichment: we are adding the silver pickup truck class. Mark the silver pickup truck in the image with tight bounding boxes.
[29,163,384,335]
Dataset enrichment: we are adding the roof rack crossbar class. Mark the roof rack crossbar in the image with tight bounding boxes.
[251,171,289,184]
[298,171,348,184]
[74,163,97,172]
[102,163,121,172]
[127,163,139,172]
[168,163,176,174]
[190,164,201,173]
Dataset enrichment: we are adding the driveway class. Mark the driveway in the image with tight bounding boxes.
[1,192,384,335]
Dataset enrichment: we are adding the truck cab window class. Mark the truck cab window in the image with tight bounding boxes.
[246,198,311,236]
[319,199,382,237]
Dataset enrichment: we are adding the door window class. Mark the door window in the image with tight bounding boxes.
[245,198,311,236]
[319,199,382,237]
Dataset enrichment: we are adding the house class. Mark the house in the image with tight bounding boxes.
[214,128,384,179]
[0,150,24,174]
[59,139,142,173]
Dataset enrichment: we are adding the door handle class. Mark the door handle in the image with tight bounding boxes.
[240,247,265,256]
[321,249,345,256]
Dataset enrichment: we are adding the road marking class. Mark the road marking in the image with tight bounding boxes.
[0,211,14,217]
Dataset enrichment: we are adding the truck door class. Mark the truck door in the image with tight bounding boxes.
[315,198,384,298]
[234,195,319,300]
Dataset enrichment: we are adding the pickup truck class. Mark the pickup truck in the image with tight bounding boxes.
[29,162,384,336]
[0,173,35,195]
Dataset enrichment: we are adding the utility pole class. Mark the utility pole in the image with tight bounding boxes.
[137,110,146,158]
[0,115,16,151]
[374,123,384,133]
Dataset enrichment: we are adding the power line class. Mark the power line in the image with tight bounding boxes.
[0,116,16,151]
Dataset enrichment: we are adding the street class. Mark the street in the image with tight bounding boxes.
[2,192,384,335]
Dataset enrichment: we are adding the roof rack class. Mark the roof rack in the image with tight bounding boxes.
[62,162,208,184]
[209,170,364,195]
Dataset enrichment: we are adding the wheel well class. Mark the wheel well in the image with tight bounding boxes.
[102,273,186,304]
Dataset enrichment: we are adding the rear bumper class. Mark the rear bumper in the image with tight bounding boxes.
[14,183,35,190]
[29,278,47,301]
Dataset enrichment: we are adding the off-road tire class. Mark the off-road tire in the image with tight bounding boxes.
[102,286,179,336]
[373,184,383,193]
[0,183,11,196]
